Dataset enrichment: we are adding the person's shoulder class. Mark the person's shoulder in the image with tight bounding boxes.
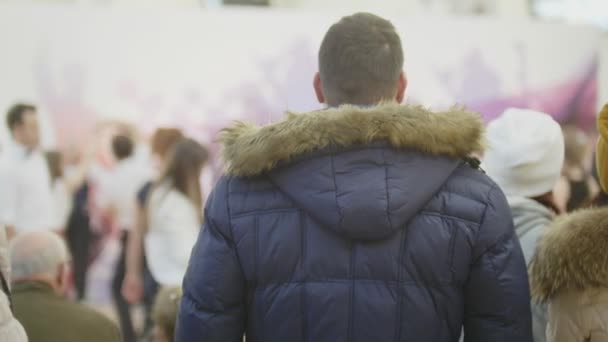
[215,173,277,196]
[443,162,500,204]
[152,186,197,218]
[204,174,276,226]
[61,300,121,339]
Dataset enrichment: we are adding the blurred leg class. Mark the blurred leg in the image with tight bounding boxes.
[142,256,159,338]
[113,232,136,342]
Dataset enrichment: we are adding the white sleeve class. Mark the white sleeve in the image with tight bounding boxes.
[0,164,17,227]
[166,202,201,273]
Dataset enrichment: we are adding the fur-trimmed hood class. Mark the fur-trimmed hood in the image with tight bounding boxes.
[529,207,608,302]
[220,103,485,177]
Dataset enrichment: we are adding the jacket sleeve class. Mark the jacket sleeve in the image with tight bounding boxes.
[463,185,533,342]
[176,178,246,342]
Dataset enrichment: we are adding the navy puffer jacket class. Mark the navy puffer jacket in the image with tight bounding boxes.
[176,104,532,342]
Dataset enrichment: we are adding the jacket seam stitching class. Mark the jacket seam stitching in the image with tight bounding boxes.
[473,185,517,263]
[223,179,249,292]
[232,208,298,219]
[396,228,407,342]
[472,184,497,260]
[485,246,520,331]
[329,150,344,229]
[300,211,308,342]
[228,188,279,194]
[432,190,488,206]
[225,178,236,241]
[254,214,262,341]
[419,211,481,226]
[382,149,394,232]
[250,279,456,289]
[348,241,356,342]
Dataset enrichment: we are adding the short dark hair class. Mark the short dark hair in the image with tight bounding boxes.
[319,13,404,106]
[112,135,134,161]
[6,103,36,131]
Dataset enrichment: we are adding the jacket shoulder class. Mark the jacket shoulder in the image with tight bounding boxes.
[446,163,498,202]
[210,175,293,221]
[424,163,502,225]
[13,292,121,342]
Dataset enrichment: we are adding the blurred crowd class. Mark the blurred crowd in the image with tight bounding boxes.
[0,11,608,342]
[0,103,209,342]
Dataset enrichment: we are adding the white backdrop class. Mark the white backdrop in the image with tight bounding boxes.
[0,5,603,150]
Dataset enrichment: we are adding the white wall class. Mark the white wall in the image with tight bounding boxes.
[270,0,531,16]
[600,35,608,108]
[0,0,531,15]
[0,0,204,6]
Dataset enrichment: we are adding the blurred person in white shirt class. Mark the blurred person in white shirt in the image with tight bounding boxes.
[0,103,55,238]
[122,128,183,339]
[98,134,151,342]
[144,138,208,287]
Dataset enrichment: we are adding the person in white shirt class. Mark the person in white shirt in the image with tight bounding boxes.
[98,134,151,342]
[145,138,208,287]
[0,103,55,238]
[121,128,184,339]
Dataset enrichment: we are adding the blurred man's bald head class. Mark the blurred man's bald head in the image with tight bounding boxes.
[10,232,69,283]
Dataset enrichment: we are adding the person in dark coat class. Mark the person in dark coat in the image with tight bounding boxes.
[176,12,532,342]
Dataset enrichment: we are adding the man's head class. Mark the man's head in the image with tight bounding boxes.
[6,103,40,148]
[315,13,406,107]
[112,134,134,161]
[10,231,71,295]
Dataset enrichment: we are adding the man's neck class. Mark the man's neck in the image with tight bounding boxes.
[12,276,58,294]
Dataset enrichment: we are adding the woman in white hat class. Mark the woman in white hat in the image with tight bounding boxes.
[483,107,565,342]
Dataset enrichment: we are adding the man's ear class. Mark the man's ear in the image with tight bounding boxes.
[313,72,325,104]
[56,263,70,295]
[396,72,407,104]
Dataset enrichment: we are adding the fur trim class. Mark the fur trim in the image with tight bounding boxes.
[529,207,608,302]
[220,103,485,177]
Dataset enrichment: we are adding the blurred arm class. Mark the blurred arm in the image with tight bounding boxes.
[122,203,146,304]
[176,179,246,342]
[463,186,533,342]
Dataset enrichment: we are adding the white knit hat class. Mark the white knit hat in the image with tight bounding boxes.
[483,108,565,198]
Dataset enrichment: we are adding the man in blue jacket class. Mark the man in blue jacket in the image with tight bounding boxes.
[176,12,532,342]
